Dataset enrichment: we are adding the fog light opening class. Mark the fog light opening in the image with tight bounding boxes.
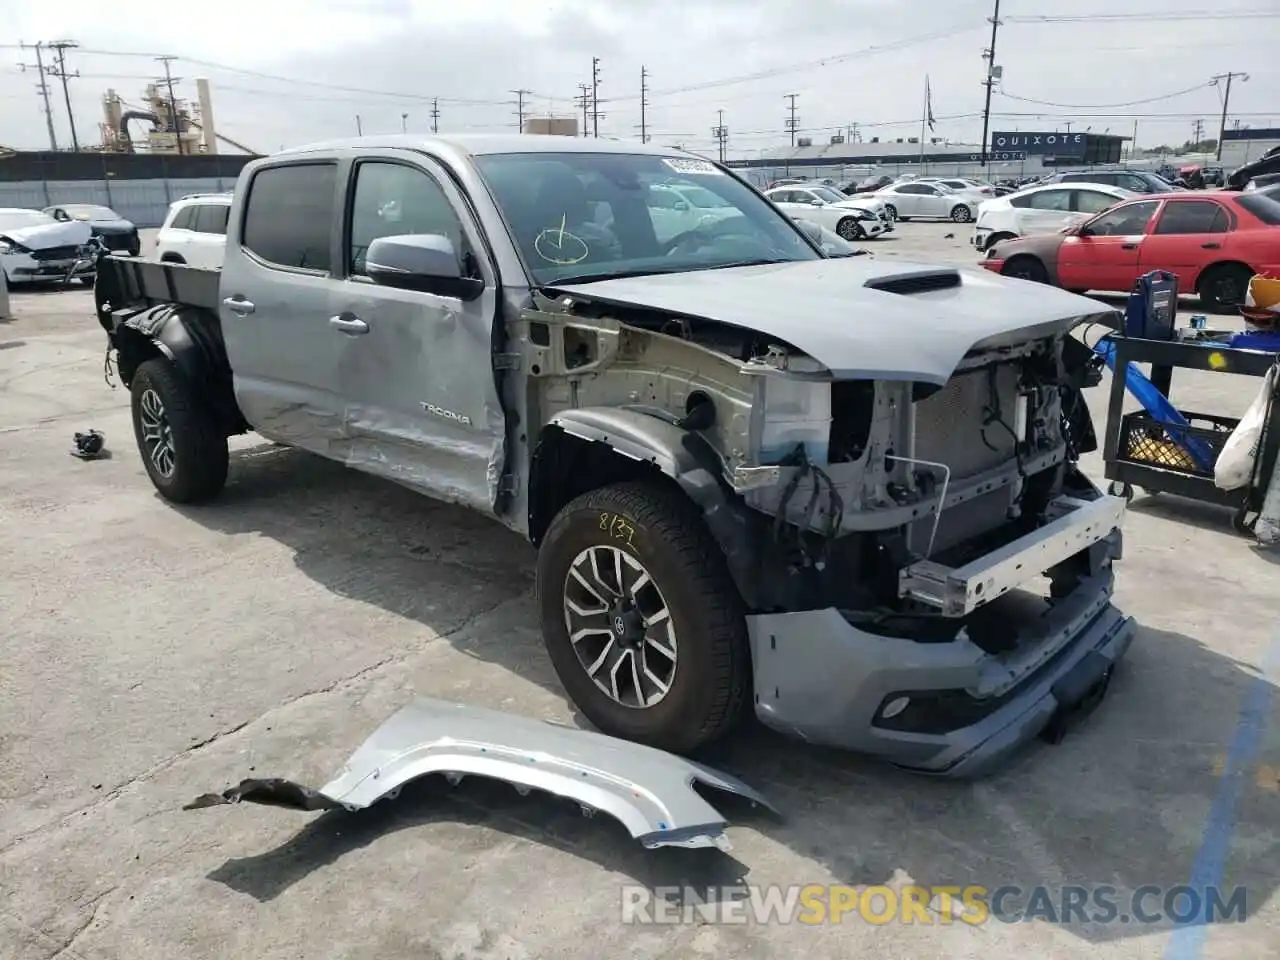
[881,696,911,720]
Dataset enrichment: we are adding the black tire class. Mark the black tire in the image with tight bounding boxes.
[129,357,228,504]
[1002,255,1049,284]
[950,204,973,223]
[835,217,862,241]
[884,204,898,221]
[1197,263,1253,312]
[536,480,749,754]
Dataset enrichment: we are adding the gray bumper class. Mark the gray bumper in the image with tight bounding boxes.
[745,496,1135,778]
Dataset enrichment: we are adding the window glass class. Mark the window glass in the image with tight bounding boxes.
[1074,190,1119,214]
[1085,199,1161,235]
[349,161,467,276]
[899,184,929,195]
[1154,201,1229,235]
[193,204,229,235]
[1238,193,1280,225]
[242,163,336,271]
[170,205,196,230]
[1027,189,1072,211]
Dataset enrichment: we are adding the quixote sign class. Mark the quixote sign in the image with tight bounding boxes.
[990,131,1086,156]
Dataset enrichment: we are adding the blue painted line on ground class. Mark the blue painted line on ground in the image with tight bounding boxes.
[1163,627,1280,960]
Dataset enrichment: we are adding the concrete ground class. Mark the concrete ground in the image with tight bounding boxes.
[2,224,1277,960]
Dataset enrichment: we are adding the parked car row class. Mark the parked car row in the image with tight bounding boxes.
[1,202,141,287]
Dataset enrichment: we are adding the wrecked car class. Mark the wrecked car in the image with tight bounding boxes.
[92,134,1134,777]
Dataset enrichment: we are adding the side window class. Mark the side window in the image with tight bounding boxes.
[193,204,229,235]
[1027,190,1071,211]
[1008,193,1033,208]
[169,205,196,230]
[770,190,795,203]
[348,161,468,276]
[1073,190,1119,214]
[242,163,337,271]
[899,184,927,195]
[1085,199,1161,235]
[1118,175,1147,192]
[1153,201,1229,235]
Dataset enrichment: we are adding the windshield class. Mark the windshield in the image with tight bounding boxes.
[0,210,57,230]
[475,152,819,285]
[61,204,119,220]
[809,185,847,203]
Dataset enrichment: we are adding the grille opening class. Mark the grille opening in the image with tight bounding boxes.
[864,269,962,295]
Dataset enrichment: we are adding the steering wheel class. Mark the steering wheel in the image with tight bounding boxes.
[659,215,760,257]
[659,224,716,256]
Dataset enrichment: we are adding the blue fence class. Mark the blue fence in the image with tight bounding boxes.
[0,177,236,228]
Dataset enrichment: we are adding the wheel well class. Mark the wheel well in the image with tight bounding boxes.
[112,326,165,385]
[160,252,186,264]
[1194,260,1252,292]
[1002,253,1044,272]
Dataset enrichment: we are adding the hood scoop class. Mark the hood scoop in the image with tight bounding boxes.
[863,268,961,295]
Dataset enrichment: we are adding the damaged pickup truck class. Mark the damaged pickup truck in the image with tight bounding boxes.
[93,134,1134,777]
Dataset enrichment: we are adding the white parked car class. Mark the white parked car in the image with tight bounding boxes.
[154,193,233,268]
[763,184,891,240]
[871,182,980,223]
[916,177,997,199]
[971,182,1135,251]
[645,183,740,243]
[0,207,95,285]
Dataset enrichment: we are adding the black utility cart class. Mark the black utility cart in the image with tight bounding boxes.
[1098,273,1280,534]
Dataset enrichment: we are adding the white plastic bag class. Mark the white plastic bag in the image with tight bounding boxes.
[1214,364,1277,491]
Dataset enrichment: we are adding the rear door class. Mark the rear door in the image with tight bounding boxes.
[1137,198,1232,291]
[328,151,505,515]
[1057,198,1162,292]
[219,158,348,450]
[190,203,230,268]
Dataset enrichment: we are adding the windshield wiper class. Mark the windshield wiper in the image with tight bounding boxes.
[545,268,680,286]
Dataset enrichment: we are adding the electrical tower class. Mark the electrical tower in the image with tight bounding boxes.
[638,66,650,143]
[576,84,591,137]
[46,40,81,151]
[511,89,531,131]
[978,0,1003,166]
[591,57,602,138]
[156,55,184,154]
[1210,72,1249,161]
[17,42,58,150]
[1191,119,1204,145]
[431,98,440,134]
[712,110,728,164]
[784,94,799,147]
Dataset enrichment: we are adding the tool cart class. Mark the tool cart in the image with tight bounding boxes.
[1096,271,1280,534]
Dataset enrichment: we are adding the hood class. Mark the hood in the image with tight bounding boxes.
[548,259,1116,385]
[0,219,92,249]
[832,197,882,212]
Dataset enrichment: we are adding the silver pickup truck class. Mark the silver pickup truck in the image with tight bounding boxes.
[92,134,1134,777]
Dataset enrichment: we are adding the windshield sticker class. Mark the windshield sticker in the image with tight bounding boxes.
[534,213,590,265]
[662,157,723,176]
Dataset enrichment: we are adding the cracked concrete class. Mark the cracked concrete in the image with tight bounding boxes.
[2,226,1278,960]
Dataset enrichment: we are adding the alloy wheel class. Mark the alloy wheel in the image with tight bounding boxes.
[138,388,177,478]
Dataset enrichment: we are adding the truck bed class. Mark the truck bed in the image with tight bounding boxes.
[94,255,221,319]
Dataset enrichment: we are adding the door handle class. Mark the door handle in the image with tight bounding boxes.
[222,296,255,315]
[329,313,369,335]
[1201,242,1220,249]
[1120,243,1138,250]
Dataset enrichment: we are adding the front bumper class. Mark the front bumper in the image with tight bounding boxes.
[2,252,96,284]
[745,493,1134,778]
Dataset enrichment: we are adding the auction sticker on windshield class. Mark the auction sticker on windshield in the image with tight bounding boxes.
[663,157,723,176]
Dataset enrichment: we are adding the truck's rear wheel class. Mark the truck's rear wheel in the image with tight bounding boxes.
[130,357,228,503]
[536,481,749,754]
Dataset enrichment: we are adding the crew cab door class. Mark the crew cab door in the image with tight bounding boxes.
[1057,198,1161,293]
[328,151,504,516]
[1137,198,1232,291]
[219,159,350,451]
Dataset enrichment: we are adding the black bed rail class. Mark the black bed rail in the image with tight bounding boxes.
[93,253,221,331]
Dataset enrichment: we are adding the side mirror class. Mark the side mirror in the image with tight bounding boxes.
[365,234,484,300]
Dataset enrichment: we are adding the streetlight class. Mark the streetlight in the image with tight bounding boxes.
[401,113,408,133]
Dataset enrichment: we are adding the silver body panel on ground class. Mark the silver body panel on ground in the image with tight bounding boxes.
[191,698,777,850]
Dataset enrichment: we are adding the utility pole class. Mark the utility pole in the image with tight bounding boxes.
[576,84,591,137]
[591,57,601,138]
[511,89,530,132]
[638,66,650,143]
[156,55,184,154]
[712,110,728,164]
[46,40,81,151]
[401,113,408,133]
[979,0,1002,166]
[784,93,799,147]
[17,42,58,150]
[1191,118,1204,146]
[356,114,363,135]
[431,98,440,134]
[1211,72,1248,161]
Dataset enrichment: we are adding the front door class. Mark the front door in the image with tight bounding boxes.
[329,152,505,516]
[1137,198,1232,292]
[219,160,350,450]
[1057,199,1163,293]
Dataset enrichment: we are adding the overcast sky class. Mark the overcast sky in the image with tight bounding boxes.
[1,0,1276,158]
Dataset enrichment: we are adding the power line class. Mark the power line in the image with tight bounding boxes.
[997,81,1214,109]
[511,88,530,131]
[1005,9,1279,22]
[979,0,1002,166]
[16,42,58,150]
[45,40,80,151]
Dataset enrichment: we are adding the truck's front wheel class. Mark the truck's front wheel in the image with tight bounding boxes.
[130,358,229,504]
[536,481,749,754]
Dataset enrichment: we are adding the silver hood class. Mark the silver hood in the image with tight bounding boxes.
[0,218,92,249]
[550,259,1117,384]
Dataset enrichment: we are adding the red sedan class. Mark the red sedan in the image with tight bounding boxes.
[980,191,1280,310]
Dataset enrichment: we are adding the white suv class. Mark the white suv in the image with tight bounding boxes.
[155,193,232,268]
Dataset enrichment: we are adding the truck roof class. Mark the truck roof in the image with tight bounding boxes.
[275,133,691,159]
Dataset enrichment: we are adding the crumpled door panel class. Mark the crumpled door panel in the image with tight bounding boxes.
[185,697,777,850]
